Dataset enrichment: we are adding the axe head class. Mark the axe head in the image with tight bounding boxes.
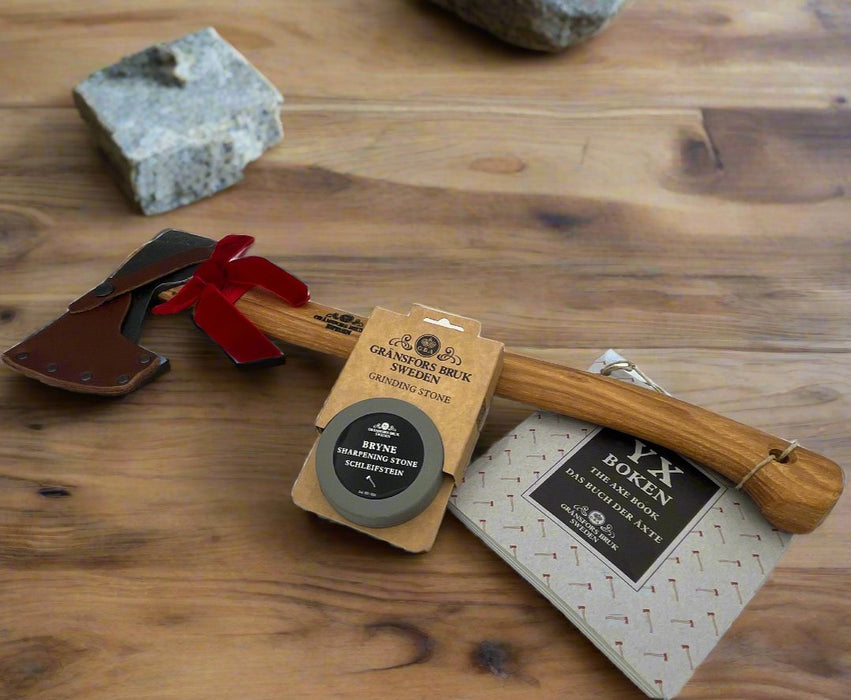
[2,229,216,396]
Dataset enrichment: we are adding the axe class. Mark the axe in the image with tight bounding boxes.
[2,230,844,534]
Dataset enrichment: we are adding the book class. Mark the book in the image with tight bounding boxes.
[449,350,792,699]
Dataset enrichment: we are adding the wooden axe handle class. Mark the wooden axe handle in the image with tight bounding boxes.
[163,287,844,534]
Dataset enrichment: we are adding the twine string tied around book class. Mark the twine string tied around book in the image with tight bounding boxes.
[600,360,666,394]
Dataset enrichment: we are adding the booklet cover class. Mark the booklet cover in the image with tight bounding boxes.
[449,350,792,699]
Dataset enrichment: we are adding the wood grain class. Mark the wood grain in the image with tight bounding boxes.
[170,293,841,533]
[0,1,849,698]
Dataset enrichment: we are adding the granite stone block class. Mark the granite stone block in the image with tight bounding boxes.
[430,0,629,52]
[73,28,283,215]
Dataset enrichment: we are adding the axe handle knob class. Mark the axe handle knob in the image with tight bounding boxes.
[160,288,844,534]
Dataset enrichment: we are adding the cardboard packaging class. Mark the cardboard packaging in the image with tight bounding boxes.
[292,304,504,552]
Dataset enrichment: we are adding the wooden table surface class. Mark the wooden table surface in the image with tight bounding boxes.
[1,1,849,697]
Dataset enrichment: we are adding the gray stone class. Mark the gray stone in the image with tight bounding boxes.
[429,0,629,52]
[73,28,283,215]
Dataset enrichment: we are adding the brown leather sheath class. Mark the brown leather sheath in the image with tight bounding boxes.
[2,229,215,396]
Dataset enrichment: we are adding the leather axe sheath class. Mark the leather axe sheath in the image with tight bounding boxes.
[2,229,215,395]
[2,231,844,533]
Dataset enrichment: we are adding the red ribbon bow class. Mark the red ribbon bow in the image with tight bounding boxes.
[152,234,309,365]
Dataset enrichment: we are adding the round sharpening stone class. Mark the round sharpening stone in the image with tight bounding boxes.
[316,398,445,528]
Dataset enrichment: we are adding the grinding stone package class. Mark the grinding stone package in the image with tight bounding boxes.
[315,397,445,528]
[449,351,792,698]
[292,305,503,551]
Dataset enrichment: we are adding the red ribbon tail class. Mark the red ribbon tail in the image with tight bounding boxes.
[152,277,207,315]
[226,257,310,306]
[213,234,255,261]
[193,286,284,366]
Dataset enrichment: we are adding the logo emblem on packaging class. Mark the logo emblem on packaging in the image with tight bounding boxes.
[369,421,400,439]
[415,334,441,357]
